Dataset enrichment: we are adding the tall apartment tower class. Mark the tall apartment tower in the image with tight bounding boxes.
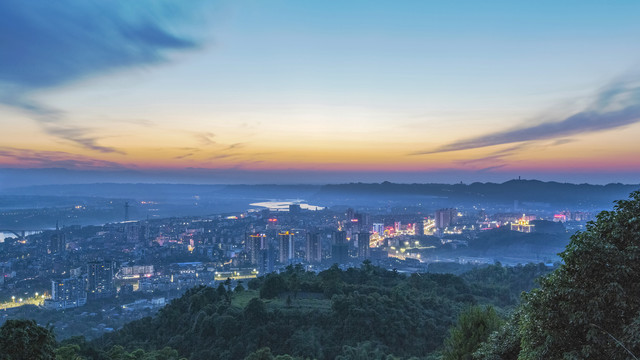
[278,231,294,264]
[258,246,275,275]
[357,232,370,260]
[86,260,115,299]
[51,277,87,308]
[435,208,456,229]
[49,222,66,254]
[372,223,384,236]
[331,231,349,265]
[306,231,322,263]
[248,233,267,265]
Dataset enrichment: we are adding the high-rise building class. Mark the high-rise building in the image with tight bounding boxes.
[278,231,294,264]
[258,246,275,275]
[86,260,115,299]
[48,222,66,254]
[331,231,349,265]
[306,231,322,263]
[415,220,425,236]
[357,232,370,260]
[435,208,456,229]
[372,223,384,236]
[51,277,87,309]
[346,208,355,221]
[248,233,267,265]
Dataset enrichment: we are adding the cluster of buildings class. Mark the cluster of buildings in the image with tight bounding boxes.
[46,260,115,309]
[0,200,595,313]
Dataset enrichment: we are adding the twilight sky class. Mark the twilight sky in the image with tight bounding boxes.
[1,0,640,185]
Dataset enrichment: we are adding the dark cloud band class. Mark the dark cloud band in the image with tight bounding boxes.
[414,79,640,155]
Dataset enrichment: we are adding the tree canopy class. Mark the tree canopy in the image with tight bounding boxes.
[477,191,640,359]
[0,319,56,360]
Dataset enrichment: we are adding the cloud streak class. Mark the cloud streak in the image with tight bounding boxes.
[0,147,126,169]
[0,1,203,92]
[414,77,640,155]
[0,1,209,153]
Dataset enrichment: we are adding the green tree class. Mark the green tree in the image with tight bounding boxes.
[336,341,398,360]
[442,306,502,360]
[472,310,521,360]
[54,344,83,360]
[260,274,287,299]
[244,298,268,325]
[0,319,57,360]
[518,191,640,359]
[244,347,299,360]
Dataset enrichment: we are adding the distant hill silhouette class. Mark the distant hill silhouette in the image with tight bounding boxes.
[318,179,640,207]
[5,179,638,209]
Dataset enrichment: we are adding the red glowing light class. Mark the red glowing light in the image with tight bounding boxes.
[268,218,278,222]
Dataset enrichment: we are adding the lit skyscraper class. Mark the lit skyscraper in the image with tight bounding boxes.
[248,233,267,265]
[357,232,370,260]
[51,277,87,309]
[331,231,349,265]
[86,260,115,299]
[278,231,294,264]
[306,231,322,263]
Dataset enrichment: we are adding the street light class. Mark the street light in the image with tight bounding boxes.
[35,292,39,297]
[11,296,15,302]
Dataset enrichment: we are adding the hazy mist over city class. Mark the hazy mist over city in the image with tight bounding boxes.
[2,1,640,359]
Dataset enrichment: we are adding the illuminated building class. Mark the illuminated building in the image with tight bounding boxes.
[415,220,425,236]
[278,231,294,264]
[346,208,355,221]
[511,215,535,233]
[306,231,322,263]
[435,208,456,229]
[258,246,275,274]
[118,265,154,279]
[86,260,115,299]
[331,231,349,264]
[553,213,567,222]
[372,223,384,236]
[47,277,87,310]
[357,232,370,260]
[247,233,267,265]
[48,222,66,254]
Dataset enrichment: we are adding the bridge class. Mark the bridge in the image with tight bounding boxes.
[0,229,46,240]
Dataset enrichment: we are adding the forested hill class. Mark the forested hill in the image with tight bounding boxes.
[86,263,551,360]
[318,180,640,207]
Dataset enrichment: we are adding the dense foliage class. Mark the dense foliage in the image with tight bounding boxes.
[94,262,550,359]
[442,306,502,360]
[0,319,56,360]
[475,191,640,359]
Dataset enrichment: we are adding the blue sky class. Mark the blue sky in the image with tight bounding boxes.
[1,0,640,185]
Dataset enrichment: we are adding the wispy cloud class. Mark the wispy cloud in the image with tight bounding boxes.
[45,122,125,154]
[0,1,210,153]
[413,76,640,155]
[0,1,203,92]
[0,147,126,169]
[454,142,533,170]
[193,132,217,146]
[174,153,194,160]
[226,143,244,150]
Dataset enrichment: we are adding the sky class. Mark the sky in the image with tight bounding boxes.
[1,0,640,185]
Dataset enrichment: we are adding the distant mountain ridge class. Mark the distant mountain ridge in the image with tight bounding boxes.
[4,179,639,210]
[318,179,640,207]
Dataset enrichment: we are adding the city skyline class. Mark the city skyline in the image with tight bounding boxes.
[2,1,640,185]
